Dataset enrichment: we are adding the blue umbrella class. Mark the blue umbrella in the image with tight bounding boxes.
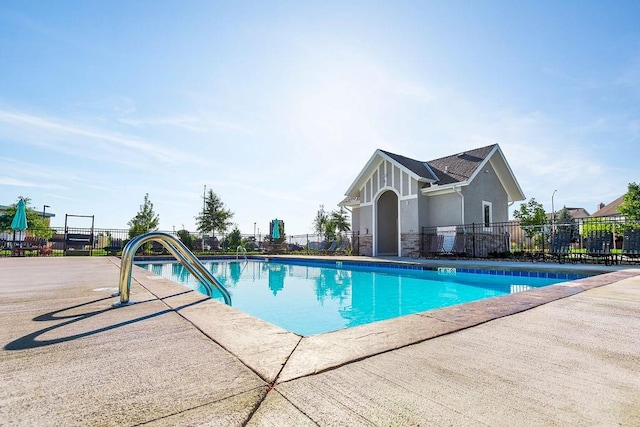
[272,219,280,239]
[11,199,28,255]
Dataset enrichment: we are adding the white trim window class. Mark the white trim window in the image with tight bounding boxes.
[482,201,492,228]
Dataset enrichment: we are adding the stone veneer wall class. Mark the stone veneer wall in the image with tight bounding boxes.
[401,232,421,257]
[468,232,509,257]
[357,233,421,257]
[358,235,373,256]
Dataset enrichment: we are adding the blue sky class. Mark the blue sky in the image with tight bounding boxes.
[1,1,639,234]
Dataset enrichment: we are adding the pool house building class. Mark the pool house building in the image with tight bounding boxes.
[341,144,525,257]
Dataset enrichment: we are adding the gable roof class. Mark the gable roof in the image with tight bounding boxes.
[546,207,591,221]
[378,150,439,181]
[425,145,496,185]
[591,196,624,217]
[564,207,591,219]
[343,143,525,203]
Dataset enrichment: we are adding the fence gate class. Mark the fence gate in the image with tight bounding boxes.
[64,214,95,256]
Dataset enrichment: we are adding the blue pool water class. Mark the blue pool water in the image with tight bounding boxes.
[136,259,587,336]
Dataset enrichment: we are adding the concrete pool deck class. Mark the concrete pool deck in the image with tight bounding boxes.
[1,256,639,425]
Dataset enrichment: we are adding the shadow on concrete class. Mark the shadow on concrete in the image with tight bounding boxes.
[4,292,211,351]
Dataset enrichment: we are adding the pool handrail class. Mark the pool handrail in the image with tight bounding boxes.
[236,245,247,261]
[113,231,231,307]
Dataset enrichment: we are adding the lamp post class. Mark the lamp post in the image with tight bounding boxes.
[551,190,557,233]
[202,185,207,251]
[42,205,50,222]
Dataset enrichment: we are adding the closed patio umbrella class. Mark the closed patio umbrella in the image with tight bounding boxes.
[272,219,280,240]
[11,199,28,256]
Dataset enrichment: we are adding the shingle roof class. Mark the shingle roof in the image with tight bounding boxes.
[379,151,439,181]
[591,196,624,217]
[546,207,591,221]
[380,144,496,185]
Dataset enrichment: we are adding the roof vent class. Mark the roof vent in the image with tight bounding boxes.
[444,166,448,173]
[457,152,465,157]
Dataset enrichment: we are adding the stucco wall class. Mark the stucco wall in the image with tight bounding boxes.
[400,198,419,233]
[358,205,373,234]
[462,163,508,224]
[427,193,463,227]
[351,206,361,234]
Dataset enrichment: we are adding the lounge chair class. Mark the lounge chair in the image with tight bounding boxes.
[308,241,327,254]
[325,240,350,255]
[410,233,437,258]
[621,228,640,264]
[323,241,338,254]
[549,231,573,263]
[422,232,465,258]
[334,240,349,254]
[584,230,614,266]
[439,232,466,257]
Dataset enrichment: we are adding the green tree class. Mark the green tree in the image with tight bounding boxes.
[618,182,640,221]
[330,206,351,236]
[312,205,328,236]
[513,198,548,240]
[227,227,243,251]
[196,189,234,237]
[582,217,615,237]
[0,197,53,239]
[324,219,337,242]
[128,193,160,239]
[555,207,579,242]
[176,229,195,250]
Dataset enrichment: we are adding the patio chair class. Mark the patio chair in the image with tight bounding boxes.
[425,234,443,257]
[584,230,614,266]
[621,228,640,264]
[410,233,437,258]
[549,231,573,263]
[334,240,350,254]
[323,241,338,254]
[307,241,329,254]
[439,233,466,257]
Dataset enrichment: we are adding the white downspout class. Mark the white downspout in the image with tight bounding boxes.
[454,185,464,225]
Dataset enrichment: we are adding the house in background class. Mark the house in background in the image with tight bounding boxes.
[0,204,55,226]
[0,204,55,245]
[562,207,591,220]
[340,144,525,257]
[591,196,624,219]
[547,207,591,223]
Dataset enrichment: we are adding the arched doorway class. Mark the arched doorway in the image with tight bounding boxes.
[376,190,398,256]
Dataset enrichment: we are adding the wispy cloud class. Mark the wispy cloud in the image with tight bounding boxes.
[0,176,66,190]
[118,116,208,132]
[0,109,214,169]
[118,113,253,135]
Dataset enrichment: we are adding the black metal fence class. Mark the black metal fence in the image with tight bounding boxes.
[3,217,639,265]
[420,217,640,265]
[0,227,359,257]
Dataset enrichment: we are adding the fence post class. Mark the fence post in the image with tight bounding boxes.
[472,223,476,258]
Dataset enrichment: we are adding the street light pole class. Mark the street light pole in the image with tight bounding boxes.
[42,205,50,221]
[551,190,557,233]
[203,185,206,251]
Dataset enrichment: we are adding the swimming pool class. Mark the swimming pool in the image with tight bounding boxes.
[136,259,589,336]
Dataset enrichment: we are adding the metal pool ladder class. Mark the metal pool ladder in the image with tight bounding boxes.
[236,245,248,261]
[113,231,231,307]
